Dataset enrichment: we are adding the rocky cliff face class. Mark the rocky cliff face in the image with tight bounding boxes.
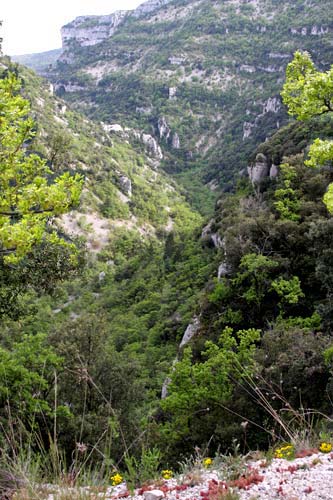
[132,0,172,18]
[61,11,127,49]
[60,0,173,50]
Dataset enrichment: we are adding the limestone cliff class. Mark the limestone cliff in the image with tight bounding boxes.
[60,0,173,50]
[61,11,127,49]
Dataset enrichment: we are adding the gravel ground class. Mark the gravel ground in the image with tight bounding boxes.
[43,451,333,500]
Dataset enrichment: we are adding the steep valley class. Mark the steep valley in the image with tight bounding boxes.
[1,0,333,493]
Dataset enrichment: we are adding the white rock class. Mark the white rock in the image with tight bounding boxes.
[158,116,171,140]
[179,317,200,349]
[142,134,163,159]
[143,489,164,500]
[263,97,281,114]
[61,12,127,48]
[172,133,180,149]
[248,153,269,184]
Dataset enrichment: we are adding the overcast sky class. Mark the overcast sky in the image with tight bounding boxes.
[1,0,143,55]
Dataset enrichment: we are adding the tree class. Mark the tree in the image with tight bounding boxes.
[159,327,260,456]
[0,73,83,263]
[281,51,333,212]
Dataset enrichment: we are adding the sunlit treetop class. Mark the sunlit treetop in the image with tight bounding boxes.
[0,73,83,263]
[281,50,333,121]
[281,51,333,213]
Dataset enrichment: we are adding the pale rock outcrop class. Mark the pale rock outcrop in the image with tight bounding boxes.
[119,175,132,197]
[218,262,230,279]
[61,11,127,48]
[270,164,279,178]
[55,82,85,93]
[169,87,177,100]
[179,317,200,349]
[263,97,281,114]
[240,65,256,73]
[248,153,269,184]
[102,123,124,133]
[161,376,172,399]
[136,106,152,115]
[243,121,255,139]
[211,233,224,249]
[162,316,201,399]
[311,25,329,35]
[172,133,180,149]
[201,220,223,248]
[206,179,219,192]
[290,26,329,36]
[142,134,163,159]
[243,96,281,140]
[168,56,186,65]
[99,271,106,282]
[158,116,171,141]
[269,52,289,59]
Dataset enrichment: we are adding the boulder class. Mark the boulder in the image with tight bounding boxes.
[143,490,165,500]
[119,175,132,197]
[247,153,269,184]
[270,164,279,178]
[218,262,230,279]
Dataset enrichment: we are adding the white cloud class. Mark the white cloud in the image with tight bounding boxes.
[1,0,142,55]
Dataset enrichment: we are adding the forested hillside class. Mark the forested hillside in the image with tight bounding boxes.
[0,1,333,498]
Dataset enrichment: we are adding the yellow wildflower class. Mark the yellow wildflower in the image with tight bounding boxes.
[111,473,123,486]
[319,442,332,453]
[274,444,295,459]
[162,469,173,480]
[203,457,213,468]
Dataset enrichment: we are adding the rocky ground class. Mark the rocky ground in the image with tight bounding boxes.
[37,450,333,500]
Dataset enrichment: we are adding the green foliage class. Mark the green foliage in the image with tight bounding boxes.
[234,253,278,306]
[271,276,304,305]
[323,183,333,213]
[208,279,230,304]
[0,74,83,263]
[124,447,161,490]
[281,51,333,213]
[274,163,301,221]
[257,326,331,412]
[0,334,63,422]
[159,327,260,454]
[280,51,332,120]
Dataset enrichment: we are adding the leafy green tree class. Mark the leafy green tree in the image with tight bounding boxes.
[0,333,63,424]
[159,327,260,455]
[0,74,83,263]
[270,276,304,305]
[281,51,333,120]
[274,163,301,221]
[281,51,333,212]
[233,253,278,307]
